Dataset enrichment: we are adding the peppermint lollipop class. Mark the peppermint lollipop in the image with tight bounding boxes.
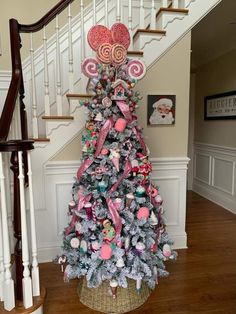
[97,43,112,64]
[81,57,99,78]
[111,44,127,66]
[88,25,113,51]
[111,23,130,49]
[127,59,146,80]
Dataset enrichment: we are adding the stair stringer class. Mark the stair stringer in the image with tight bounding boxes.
[31,104,86,211]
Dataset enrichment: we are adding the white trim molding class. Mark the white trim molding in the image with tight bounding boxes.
[193,142,236,215]
[35,157,189,262]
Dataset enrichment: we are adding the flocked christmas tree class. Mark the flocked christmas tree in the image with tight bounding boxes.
[58,23,176,299]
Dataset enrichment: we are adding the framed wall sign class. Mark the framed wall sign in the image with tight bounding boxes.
[147,94,176,125]
[204,91,236,120]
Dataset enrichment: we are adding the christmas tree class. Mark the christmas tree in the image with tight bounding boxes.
[58,23,176,299]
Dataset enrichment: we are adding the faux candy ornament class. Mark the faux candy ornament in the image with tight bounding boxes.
[88,25,113,51]
[91,240,100,251]
[80,240,88,253]
[111,43,127,66]
[94,112,103,121]
[114,118,127,132]
[81,57,99,78]
[116,257,125,268]
[137,207,149,220]
[110,23,130,49]
[127,59,146,80]
[163,244,172,258]
[101,148,109,155]
[70,237,80,249]
[150,211,158,226]
[97,43,112,64]
[102,96,112,108]
[100,243,112,260]
[110,279,118,299]
[135,242,146,252]
[109,148,120,171]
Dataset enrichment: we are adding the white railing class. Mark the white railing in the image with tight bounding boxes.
[19,0,191,139]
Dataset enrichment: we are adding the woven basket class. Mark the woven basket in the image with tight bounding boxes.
[78,278,151,313]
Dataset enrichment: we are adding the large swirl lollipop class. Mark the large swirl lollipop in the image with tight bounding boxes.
[97,43,112,64]
[127,60,146,80]
[111,44,127,67]
[81,57,99,78]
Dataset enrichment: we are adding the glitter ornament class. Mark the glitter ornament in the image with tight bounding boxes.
[70,237,80,249]
[137,207,149,220]
[100,243,112,260]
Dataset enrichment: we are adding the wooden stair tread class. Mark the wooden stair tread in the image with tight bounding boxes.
[0,286,46,313]
[156,7,189,18]
[30,138,50,142]
[42,115,74,120]
[127,51,144,56]
[133,29,166,40]
[66,93,92,98]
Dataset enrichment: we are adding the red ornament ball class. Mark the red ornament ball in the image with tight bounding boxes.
[100,243,112,260]
[137,207,149,219]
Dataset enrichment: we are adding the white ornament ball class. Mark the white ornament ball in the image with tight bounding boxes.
[135,242,146,252]
[163,244,172,258]
[91,240,100,251]
[70,237,80,248]
[116,257,125,268]
[75,222,83,234]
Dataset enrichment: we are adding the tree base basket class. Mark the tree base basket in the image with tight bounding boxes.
[78,278,151,313]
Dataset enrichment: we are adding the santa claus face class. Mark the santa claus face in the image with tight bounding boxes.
[157,104,172,118]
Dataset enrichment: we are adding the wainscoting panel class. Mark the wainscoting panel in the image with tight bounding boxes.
[35,157,189,262]
[193,143,236,215]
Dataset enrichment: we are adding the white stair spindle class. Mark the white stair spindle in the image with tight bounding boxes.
[116,0,121,22]
[161,0,168,7]
[18,151,33,309]
[139,0,145,29]
[68,4,74,94]
[43,27,50,116]
[30,33,39,138]
[93,0,96,25]
[27,151,40,297]
[151,0,156,29]
[172,0,179,8]
[104,0,108,27]
[128,0,133,49]
[0,188,4,302]
[80,1,85,61]
[0,153,15,311]
[55,15,63,116]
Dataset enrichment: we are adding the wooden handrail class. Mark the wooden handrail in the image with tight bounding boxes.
[19,0,75,33]
[0,19,22,141]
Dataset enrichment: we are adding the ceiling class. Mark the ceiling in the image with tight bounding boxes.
[191,0,236,70]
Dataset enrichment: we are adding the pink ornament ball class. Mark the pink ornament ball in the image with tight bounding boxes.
[114,118,127,132]
[100,243,112,260]
[101,148,109,155]
[137,207,149,220]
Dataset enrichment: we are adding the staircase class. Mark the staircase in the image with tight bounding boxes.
[0,0,221,312]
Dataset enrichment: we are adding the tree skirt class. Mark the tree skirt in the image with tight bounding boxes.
[78,278,151,313]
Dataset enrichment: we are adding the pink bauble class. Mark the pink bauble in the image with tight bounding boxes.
[137,207,149,220]
[114,118,127,132]
[101,148,109,155]
[100,244,112,260]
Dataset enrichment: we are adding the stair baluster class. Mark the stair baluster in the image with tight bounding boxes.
[151,0,156,29]
[162,0,168,7]
[139,0,145,29]
[43,26,51,117]
[104,0,108,27]
[0,198,4,302]
[30,33,39,139]
[56,15,63,116]
[93,0,96,25]
[68,3,74,95]
[18,151,33,309]
[128,0,133,49]
[0,152,15,311]
[116,0,121,22]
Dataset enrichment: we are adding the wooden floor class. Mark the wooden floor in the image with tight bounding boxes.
[7,191,236,313]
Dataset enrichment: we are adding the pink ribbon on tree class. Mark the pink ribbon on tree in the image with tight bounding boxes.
[77,118,114,180]
[116,100,133,122]
[76,193,92,212]
[132,127,147,155]
[106,198,122,235]
[64,215,79,235]
[109,159,132,193]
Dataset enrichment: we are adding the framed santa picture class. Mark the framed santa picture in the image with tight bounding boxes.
[147,94,176,125]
